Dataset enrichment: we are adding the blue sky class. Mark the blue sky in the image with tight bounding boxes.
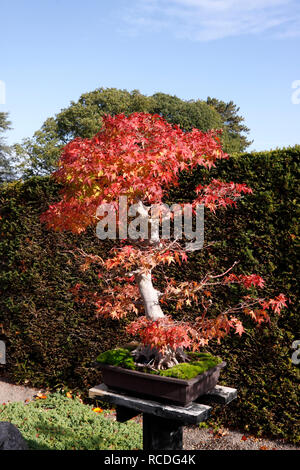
[1,0,299,151]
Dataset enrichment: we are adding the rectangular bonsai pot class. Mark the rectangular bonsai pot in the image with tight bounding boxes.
[96,362,226,406]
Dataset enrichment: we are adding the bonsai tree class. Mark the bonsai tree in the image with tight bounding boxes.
[41,113,287,370]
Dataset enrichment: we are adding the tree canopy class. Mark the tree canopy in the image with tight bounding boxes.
[0,112,15,183]
[206,97,252,152]
[16,88,252,177]
[40,112,285,368]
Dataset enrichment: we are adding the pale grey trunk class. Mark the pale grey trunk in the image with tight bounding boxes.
[133,200,164,321]
[135,271,165,321]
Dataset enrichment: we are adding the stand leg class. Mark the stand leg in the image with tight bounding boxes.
[116,405,140,423]
[143,413,183,450]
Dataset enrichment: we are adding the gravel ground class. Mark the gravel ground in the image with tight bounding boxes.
[183,425,299,451]
[0,378,298,450]
[0,378,44,404]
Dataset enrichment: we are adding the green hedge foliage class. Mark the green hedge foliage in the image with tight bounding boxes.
[0,146,299,443]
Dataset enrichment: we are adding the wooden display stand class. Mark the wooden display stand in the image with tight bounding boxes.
[89,383,237,450]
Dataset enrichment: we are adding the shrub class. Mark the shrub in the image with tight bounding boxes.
[0,393,142,450]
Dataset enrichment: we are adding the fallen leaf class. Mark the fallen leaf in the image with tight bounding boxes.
[35,393,47,400]
[92,407,103,413]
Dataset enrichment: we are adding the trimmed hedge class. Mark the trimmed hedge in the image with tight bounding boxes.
[0,146,299,443]
[0,177,127,390]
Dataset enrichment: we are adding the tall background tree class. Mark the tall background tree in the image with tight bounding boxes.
[0,112,15,183]
[15,88,252,177]
[206,97,252,152]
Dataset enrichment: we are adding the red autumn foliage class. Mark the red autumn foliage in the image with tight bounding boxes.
[40,113,287,356]
[127,316,199,352]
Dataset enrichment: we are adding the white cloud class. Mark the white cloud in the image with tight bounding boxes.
[121,0,299,41]
[171,0,289,12]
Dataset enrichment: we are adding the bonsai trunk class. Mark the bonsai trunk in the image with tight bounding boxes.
[131,200,189,369]
[134,270,189,370]
[132,343,189,370]
[135,271,164,321]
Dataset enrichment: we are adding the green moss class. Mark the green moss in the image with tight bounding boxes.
[157,353,222,379]
[96,348,136,370]
[97,348,222,380]
[159,356,222,380]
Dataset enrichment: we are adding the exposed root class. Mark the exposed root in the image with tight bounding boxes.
[131,344,190,371]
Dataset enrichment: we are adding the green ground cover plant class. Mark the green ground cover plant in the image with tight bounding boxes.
[0,393,142,450]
